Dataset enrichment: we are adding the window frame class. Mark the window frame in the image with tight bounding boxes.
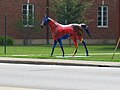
[22,4,35,27]
[97,5,108,28]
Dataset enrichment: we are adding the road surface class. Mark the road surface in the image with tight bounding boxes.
[0,63,120,90]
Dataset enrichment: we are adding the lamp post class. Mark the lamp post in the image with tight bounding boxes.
[4,14,7,54]
[4,0,7,54]
[118,0,120,48]
[46,0,49,44]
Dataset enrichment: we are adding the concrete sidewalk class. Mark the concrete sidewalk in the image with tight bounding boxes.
[0,57,120,68]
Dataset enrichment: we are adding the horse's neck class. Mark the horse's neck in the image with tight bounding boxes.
[48,19,60,31]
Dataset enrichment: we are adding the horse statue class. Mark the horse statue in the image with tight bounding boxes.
[41,16,91,57]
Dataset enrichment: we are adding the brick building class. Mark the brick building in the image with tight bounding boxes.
[0,0,120,45]
[87,0,119,45]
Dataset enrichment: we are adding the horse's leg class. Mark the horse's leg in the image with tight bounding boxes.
[80,39,89,56]
[58,38,65,57]
[50,40,57,57]
[72,38,78,56]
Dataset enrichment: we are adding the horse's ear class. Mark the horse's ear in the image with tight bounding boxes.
[44,14,46,17]
[44,14,49,18]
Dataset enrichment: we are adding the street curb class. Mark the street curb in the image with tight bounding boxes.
[0,60,99,67]
[0,57,120,68]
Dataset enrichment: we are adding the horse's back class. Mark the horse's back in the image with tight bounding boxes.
[60,25,73,33]
[60,24,83,36]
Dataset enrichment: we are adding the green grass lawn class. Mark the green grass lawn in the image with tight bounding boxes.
[0,44,120,62]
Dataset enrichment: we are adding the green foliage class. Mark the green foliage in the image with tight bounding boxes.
[15,17,41,31]
[15,17,41,45]
[0,36,14,45]
[51,0,93,24]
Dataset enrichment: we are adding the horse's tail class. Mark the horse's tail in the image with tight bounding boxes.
[80,23,91,37]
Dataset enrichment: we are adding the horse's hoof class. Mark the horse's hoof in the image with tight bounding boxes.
[72,53,75,56]
[86,54,89,56]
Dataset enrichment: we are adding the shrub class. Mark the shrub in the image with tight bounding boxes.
[0,36,14,45]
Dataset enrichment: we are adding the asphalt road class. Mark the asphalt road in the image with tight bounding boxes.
[0,63,120,90]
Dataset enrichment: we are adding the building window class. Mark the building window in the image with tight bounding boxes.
[22,4,34,27]
[97,6,108,27]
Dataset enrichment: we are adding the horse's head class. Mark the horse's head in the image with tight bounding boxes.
[41,16,51,28]
[80,23,91,37]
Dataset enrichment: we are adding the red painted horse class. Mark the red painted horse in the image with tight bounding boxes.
[41,16,91,57]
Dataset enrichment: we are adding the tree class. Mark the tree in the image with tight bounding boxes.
[51,0,94,24]
[15,17,41,45]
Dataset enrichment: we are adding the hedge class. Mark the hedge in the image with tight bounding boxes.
[0,36,14,45]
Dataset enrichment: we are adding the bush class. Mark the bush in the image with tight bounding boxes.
[0,36,14,45]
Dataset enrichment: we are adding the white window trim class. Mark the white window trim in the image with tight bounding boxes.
[97,6,108,28]
[22,4,34,27]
